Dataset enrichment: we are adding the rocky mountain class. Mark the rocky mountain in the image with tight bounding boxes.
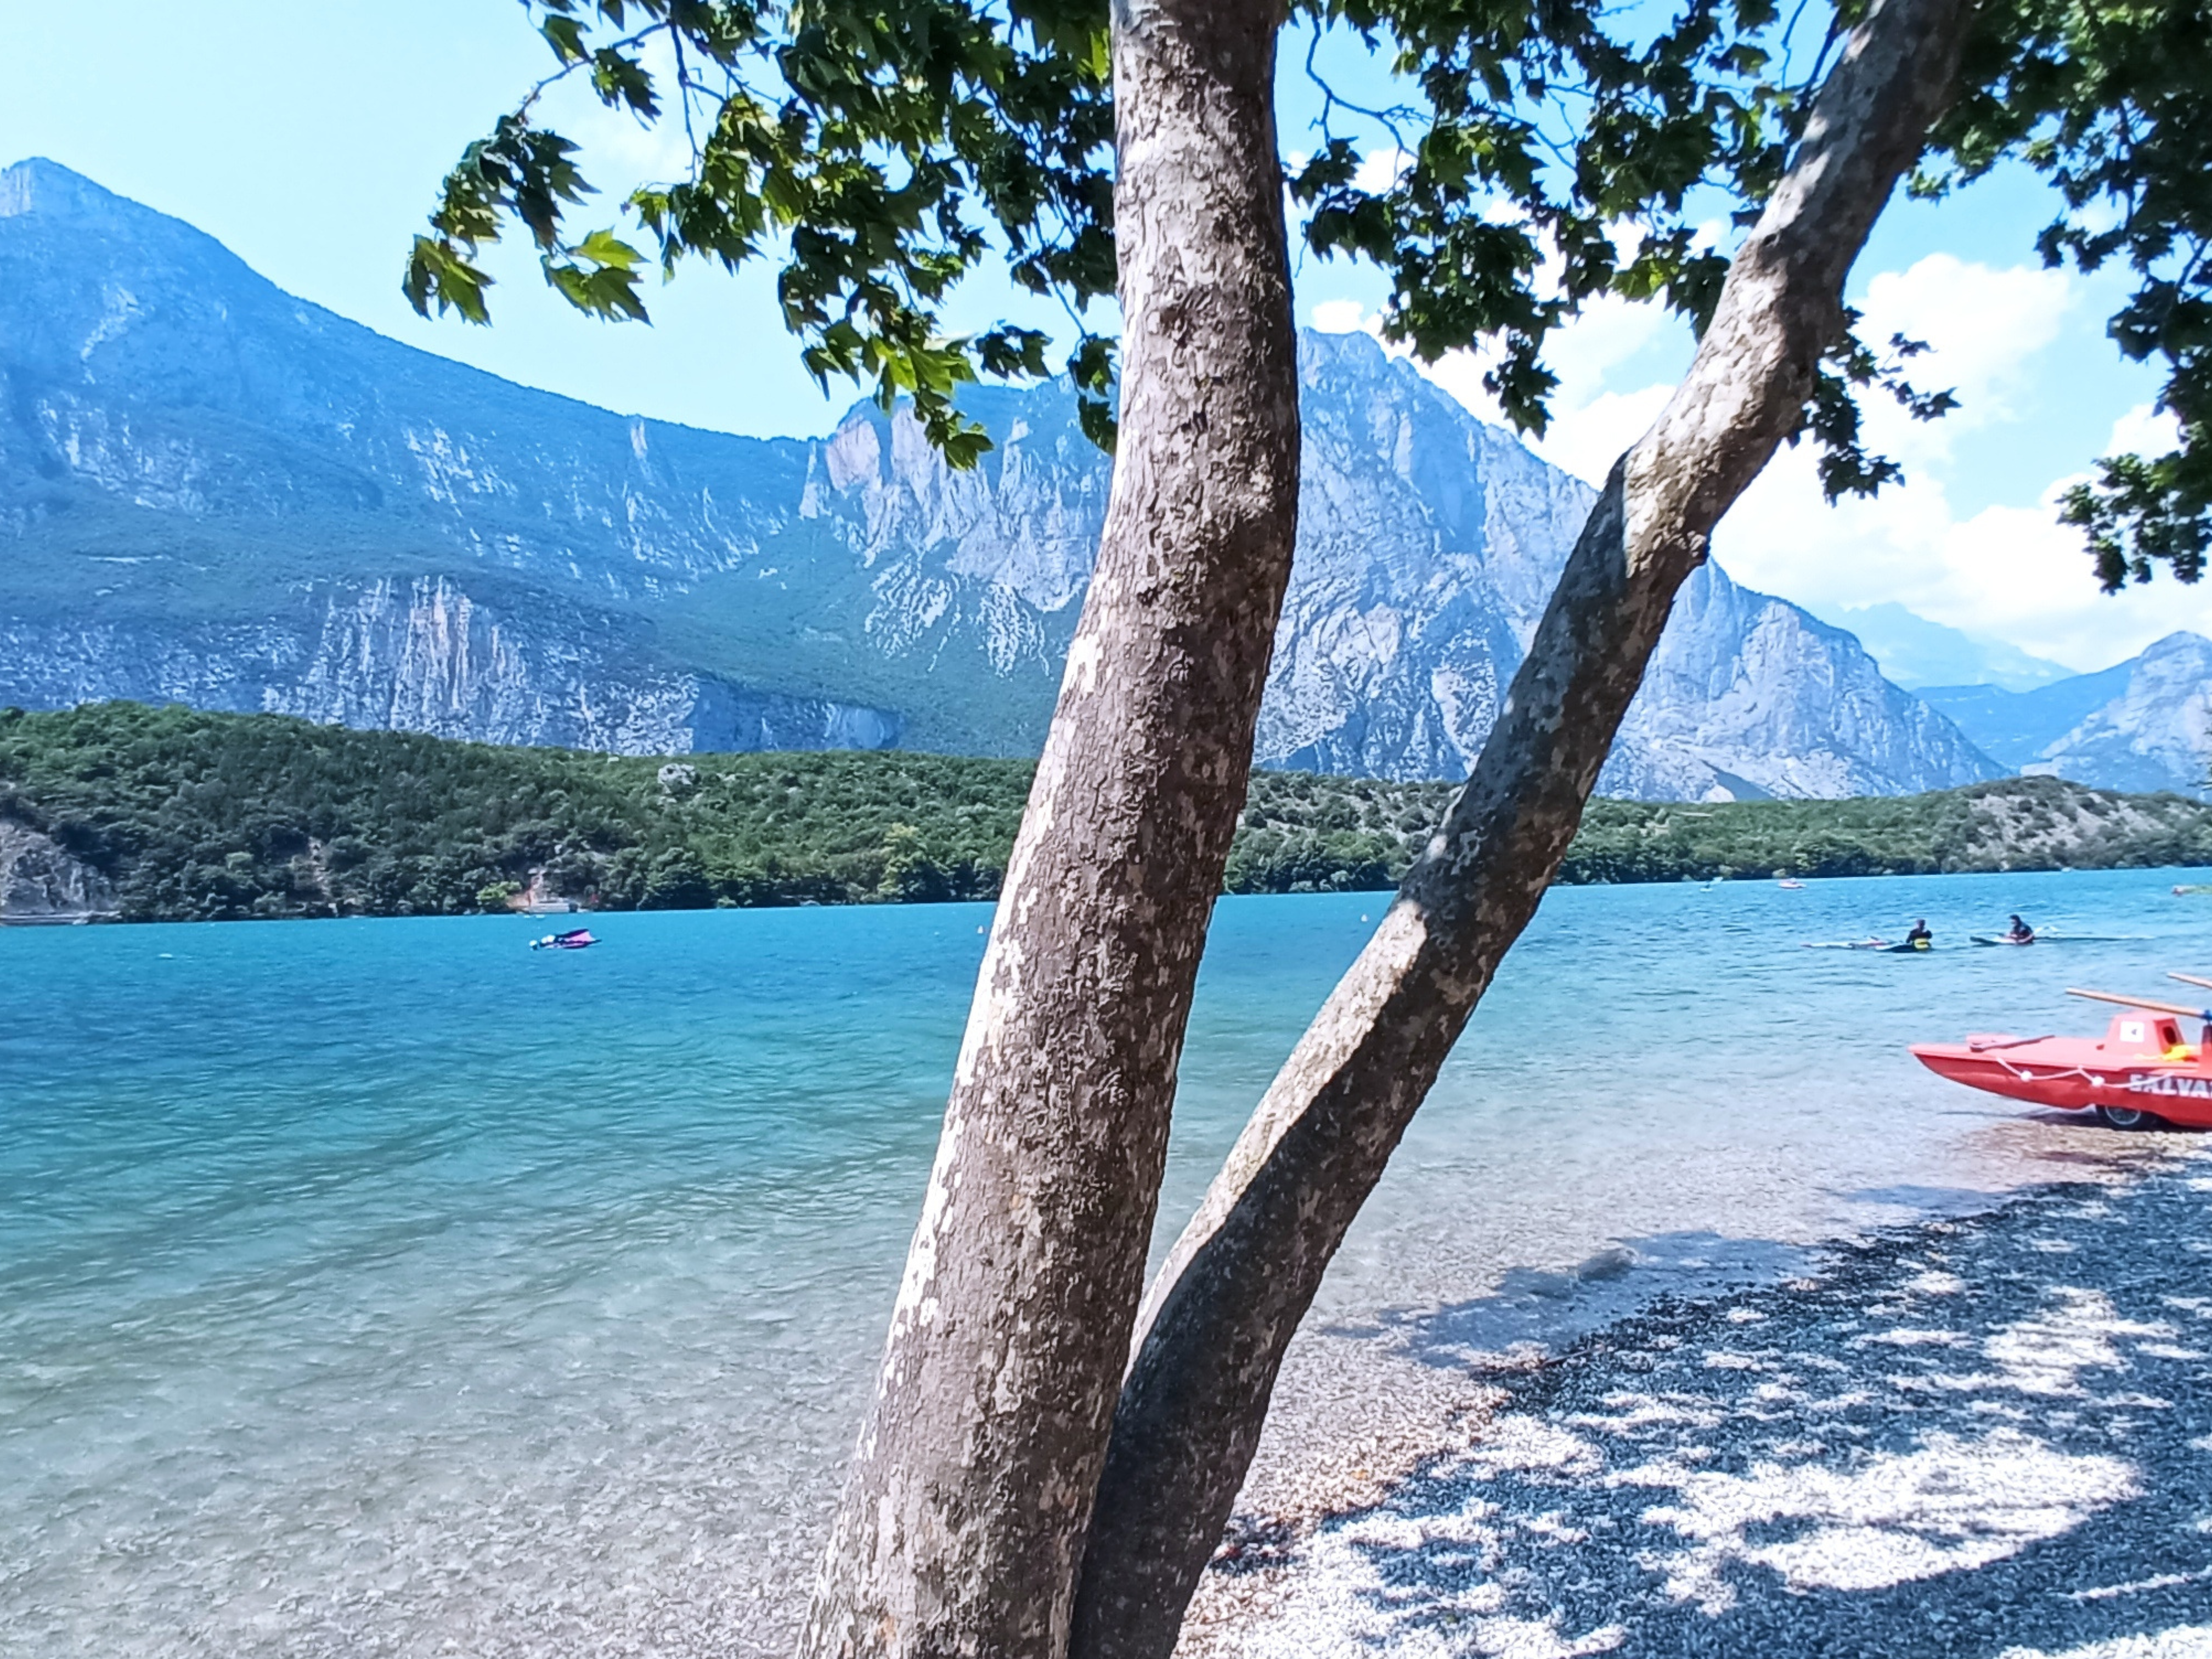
[0,157,2001,799]
[1922,633,2212,796]
[1918,666,2139,771]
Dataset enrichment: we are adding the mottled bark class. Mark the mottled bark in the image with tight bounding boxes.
[795,3,1298,1656]
[1067,1,1978,1653]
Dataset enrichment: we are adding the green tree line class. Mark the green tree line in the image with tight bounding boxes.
[3,703,2207,923]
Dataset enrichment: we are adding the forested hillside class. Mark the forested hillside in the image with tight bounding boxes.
[3,704,2207,923]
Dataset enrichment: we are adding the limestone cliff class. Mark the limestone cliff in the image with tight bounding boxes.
[0,575,896,754]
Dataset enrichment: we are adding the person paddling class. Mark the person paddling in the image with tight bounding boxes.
[1905,918,1933,950]
[2006,913,2035,944]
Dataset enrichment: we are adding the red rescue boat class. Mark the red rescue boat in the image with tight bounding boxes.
[1911,981,2212,1130]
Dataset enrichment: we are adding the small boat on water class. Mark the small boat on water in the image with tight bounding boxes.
[1777,878,1807,890]
[1911,978,2212,1129]
[531,928,597,951]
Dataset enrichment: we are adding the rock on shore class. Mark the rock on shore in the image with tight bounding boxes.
[0,817,114,922]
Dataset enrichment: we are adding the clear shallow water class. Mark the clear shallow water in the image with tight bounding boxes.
[2,870,2207,1655]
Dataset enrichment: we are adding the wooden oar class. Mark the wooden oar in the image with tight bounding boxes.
[2067,986,2212,1019]
[2168,972,2212,992]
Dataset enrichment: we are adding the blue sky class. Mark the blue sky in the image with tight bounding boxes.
[0,0,2197,671]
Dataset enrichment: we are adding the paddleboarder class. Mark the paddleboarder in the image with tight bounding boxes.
[2006,913,2035,944]
[1905,918,1933,951]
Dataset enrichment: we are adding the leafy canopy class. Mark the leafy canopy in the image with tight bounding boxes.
[1929,0,2212,590]
[407,0,1872,468]
[407,0,1120,464]
[408,0,2207,584]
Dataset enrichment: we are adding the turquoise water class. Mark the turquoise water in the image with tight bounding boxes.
[3,870,2207,1656]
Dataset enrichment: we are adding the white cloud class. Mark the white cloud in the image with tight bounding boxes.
[533,32,700,190]
[1711,256,2212,671]
[1351,146,1412,194]
[1853,254,2074,453]
[2108,400,2182,459]
[1535,385,1672,487]
[1538,291,1674,405]
[1308,297,1372,335]
[1711,432,2212,672]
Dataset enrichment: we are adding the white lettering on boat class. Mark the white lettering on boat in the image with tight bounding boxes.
[2127,1073,2212,1099]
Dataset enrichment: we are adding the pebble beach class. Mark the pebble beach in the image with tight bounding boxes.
[1180,1133,2212,1659]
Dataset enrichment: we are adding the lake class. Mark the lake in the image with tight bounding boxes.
[2,868,2205,1657]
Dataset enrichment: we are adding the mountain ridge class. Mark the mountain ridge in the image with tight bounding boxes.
[0,157,2001,799]
[1921,631,2212,797]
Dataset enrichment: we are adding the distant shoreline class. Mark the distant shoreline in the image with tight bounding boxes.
[8,857,2212,932]
[5,703,2212,926]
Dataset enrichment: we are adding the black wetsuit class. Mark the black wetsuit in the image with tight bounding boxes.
[1905,925,1933,949]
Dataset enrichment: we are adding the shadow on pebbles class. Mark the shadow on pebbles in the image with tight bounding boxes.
[1177,1147,2212,1659]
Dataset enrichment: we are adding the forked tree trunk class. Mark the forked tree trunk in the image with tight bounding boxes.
[1068,0,1978,1651]
[795,3,1297,1655]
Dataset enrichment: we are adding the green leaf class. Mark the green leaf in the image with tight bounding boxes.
[402,236,494,324]
[540,15,588,65]
[575,228,646,271]
[590,47,657,117]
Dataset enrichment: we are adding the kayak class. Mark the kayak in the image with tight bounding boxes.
[1911,1005,2212,1129]
[1971,934,2035,947]
[531,928,597,951]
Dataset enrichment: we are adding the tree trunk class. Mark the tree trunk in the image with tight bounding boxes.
[795,4,1297,1655]
[1066,0,1978,1652]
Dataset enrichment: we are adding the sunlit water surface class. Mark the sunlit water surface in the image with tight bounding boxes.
[3,870,2207,1655]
